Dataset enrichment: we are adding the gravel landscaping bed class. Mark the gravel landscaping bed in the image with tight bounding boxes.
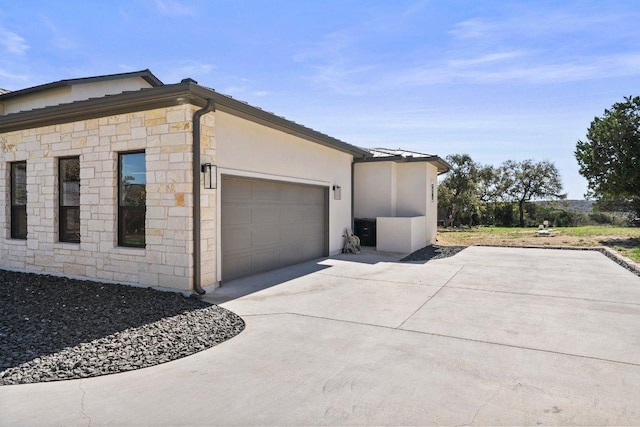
[401,245,467,262]
[0,270,245,386]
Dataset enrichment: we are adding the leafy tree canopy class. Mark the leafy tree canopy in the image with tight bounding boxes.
[438,154,480,225]
[439,156,565,227]
[576,96,640,215]
[501,159,565,227]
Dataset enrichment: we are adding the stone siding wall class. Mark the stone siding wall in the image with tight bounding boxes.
[0,105,216,292]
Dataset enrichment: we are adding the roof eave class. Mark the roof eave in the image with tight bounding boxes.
[188,85,369,158]
[0,82,369,159]
[354,153,451,173]
[0,83,194,132]
[0,69,163,101]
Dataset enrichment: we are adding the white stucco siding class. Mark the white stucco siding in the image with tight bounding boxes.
[377,216,426,253]
[2,87,71,115]
[214,111,353,279]
[354,160,441,247]
[396,162,427,217]
[2,77,154,115]
[426,163,439,244]
[353,162,396,218]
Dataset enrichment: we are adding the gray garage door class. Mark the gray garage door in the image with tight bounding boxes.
[221,176,328,281]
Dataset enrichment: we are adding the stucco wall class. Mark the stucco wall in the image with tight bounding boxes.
[214,110,353,281]
[0,105,203,292]
[396,162,427,217]
[353,162,396,218]
[1,77,154,115]
[377,216,426,253]
[354,160,441,248]
[425,163,439,244]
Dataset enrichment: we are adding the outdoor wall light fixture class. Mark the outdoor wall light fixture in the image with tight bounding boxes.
[201,163,217,189]
[332,185,342,200]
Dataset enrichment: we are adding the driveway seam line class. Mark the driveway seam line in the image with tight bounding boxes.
[399,327,640,368]
[315,271,445,288]
[395,265,465,329]
[242,311,640,368]
[444,285,640,306]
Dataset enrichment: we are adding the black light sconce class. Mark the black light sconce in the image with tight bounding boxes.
[332,185,342,200]
[201,163,217,189]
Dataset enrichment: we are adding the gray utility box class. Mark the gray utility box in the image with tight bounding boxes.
[354,218,377,247]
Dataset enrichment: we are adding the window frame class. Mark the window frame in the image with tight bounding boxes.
[59,156,81,243]
[118,151,146,248]
[10,161,27,240]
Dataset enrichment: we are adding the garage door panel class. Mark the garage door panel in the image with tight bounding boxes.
[252,206,281,224]
[281,186,304,202]
[303,240,324,259]
[222,176,327,281]
[222,227,253,252]
[281,206,304,222]
[222,228,253,253]
[303,225,324,241]
[303,205,325,222]
[252,226,281,247]
[222,205,252,225]
[303,187,324,202]
[222,254,252,280]
[253,250,281,273]
[280,244,305,265]
[280,225,306,244]
[223,178,252,200]
[252,181,280,200]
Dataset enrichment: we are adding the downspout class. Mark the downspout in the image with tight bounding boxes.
[351,161,355,231]
[192,98,216,296]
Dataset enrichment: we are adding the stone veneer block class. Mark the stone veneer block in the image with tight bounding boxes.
[0,105,214,292]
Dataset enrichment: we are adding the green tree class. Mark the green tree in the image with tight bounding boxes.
[438,154,480,226]
[476,165,509,225]
[476,165,501,204]
[575,96,640,217]
[501,159,565,227]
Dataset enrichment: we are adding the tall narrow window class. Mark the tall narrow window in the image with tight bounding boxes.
[118,151,146,247]
[10,161,27,239]
[59,157,80,243]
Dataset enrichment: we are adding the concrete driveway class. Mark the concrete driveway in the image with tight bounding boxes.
[1,246,640,425]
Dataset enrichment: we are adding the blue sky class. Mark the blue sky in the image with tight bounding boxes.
[1,1,639,199]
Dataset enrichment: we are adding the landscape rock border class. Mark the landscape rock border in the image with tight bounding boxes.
[0,270,245,386]
[401,245,467,262]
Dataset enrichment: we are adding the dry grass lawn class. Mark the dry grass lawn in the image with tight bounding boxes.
[437,226,640,262]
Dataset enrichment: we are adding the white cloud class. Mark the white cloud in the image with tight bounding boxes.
[0,27,28,55]
[0,67,29,83]
[449,18,494,40]
[447,51,528,68]
[175,63,215,75]
[39,15,77,50]
[118,64,137,72]
[396,52,640,86]
[155,0,194,16]
[449,9,633,43]
[119,8,130,21]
